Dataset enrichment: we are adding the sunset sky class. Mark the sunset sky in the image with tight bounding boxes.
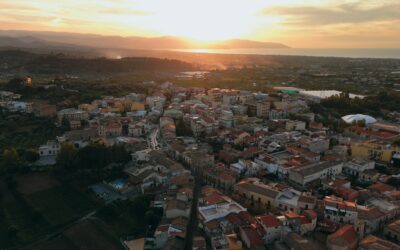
[1,0,400,48]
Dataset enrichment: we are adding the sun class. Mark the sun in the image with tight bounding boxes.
[133,0,266,41]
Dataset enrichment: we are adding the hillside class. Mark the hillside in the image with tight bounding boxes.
[0,30,289,50]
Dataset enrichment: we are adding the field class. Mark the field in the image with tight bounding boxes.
[17,173,60,194]
[0,177,50,248]
[0,173,95,248]
[31,220,124,250]
[25,185,94,226]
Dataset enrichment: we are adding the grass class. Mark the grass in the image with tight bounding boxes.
[31,220,124,250]
[25,185,94,226]
[0,179,50,248]
[0,173,97,248]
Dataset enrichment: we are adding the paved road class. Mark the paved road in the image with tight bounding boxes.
[148,128,159,150]
[184,170,202,250]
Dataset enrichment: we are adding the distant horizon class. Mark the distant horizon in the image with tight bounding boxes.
[1,29,400,50]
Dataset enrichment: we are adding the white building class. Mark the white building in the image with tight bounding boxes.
[198,197,246,223]
[38,140,61,157]
[57,108,89,123]
[288,161,343,186]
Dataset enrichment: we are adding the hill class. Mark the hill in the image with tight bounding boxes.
[0,30,289,50]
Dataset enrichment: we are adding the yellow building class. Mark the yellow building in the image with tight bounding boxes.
[234,180,280,208]
[351,140,400,162]
[130,102,145,111]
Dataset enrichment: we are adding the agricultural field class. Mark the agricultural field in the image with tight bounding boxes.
[0,173,95,248]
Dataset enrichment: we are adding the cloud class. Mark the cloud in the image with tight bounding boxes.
[0,3,38,11]
[263,2,400,26]
[98,8,152,16]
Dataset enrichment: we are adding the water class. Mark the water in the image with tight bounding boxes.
[173,48,400,59]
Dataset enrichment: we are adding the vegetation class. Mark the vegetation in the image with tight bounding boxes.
[57,143,131,171]
[25,185,94,225]
[313,91,400,118]
[0,109,61,150]
[0,174,95,248]
[96,195,163,238]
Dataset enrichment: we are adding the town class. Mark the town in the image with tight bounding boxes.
[1,73,400,250]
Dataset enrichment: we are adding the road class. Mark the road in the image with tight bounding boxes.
[184,169,202,250]
[148,128,160,150]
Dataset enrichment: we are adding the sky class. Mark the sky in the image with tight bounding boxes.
[1,0,400,48]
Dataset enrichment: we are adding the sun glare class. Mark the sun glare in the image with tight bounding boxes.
[134,0,267,41]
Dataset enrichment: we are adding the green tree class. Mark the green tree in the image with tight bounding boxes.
[2,148,21,172]
[56,143,78,170]
[24,150,40,163]
[111,145,130,163]
[145,210,161,228]
[77,144,111,169]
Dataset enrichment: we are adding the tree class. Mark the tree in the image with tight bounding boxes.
[24,150,40,163]
[2,148,21,172]
[77,144,111,169]
[145,210,161,228]
[56,143,78,170]
[111,145,130,163]
[61,116,70,131]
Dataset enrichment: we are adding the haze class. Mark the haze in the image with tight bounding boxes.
[1,0,400,48]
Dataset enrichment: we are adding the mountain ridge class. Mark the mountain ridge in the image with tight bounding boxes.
[0,30,289,50]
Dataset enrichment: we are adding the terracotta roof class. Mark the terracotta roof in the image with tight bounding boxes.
[206,220,220,230]
[166,199,187,211]
[283,211,301,219]
[238,211,256,224]
[235,182,280,199]
[387,220,400,234]
[257,215,281,228]
[156,224,170,233]
[359,235,400,250]
[218,172,236,182]
[227,213,242,225]
[299,216,311,225]
[240,227,264,247]
[327,224,358,247]
[303,210,317,220]
[204,193,226,205]
[298,195,316,204]
[368,182,396,193]
[351,126,397,138]
[358,207,385,221]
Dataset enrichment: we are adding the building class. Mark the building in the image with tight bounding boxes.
[269,109,287,120]
[385,219,400,242]
[288,161,343,186]
[57,108,89,123]
[198,196,246,223]
[286,120,306,131]
[98,123,122,137]
[342,159,375,177]
[351,140,400,163]
[165,199,190,219]
[323,196,358,224]
[239,226,265,250]
[327,224,358,250]
[38,140,60,157]
[359,235,400,250]
[234,179,280,208]
[246,101,270,118]
[256,215,282,244]
[300,137,330,154]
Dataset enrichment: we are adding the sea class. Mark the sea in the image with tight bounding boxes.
[173,48,400,59]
